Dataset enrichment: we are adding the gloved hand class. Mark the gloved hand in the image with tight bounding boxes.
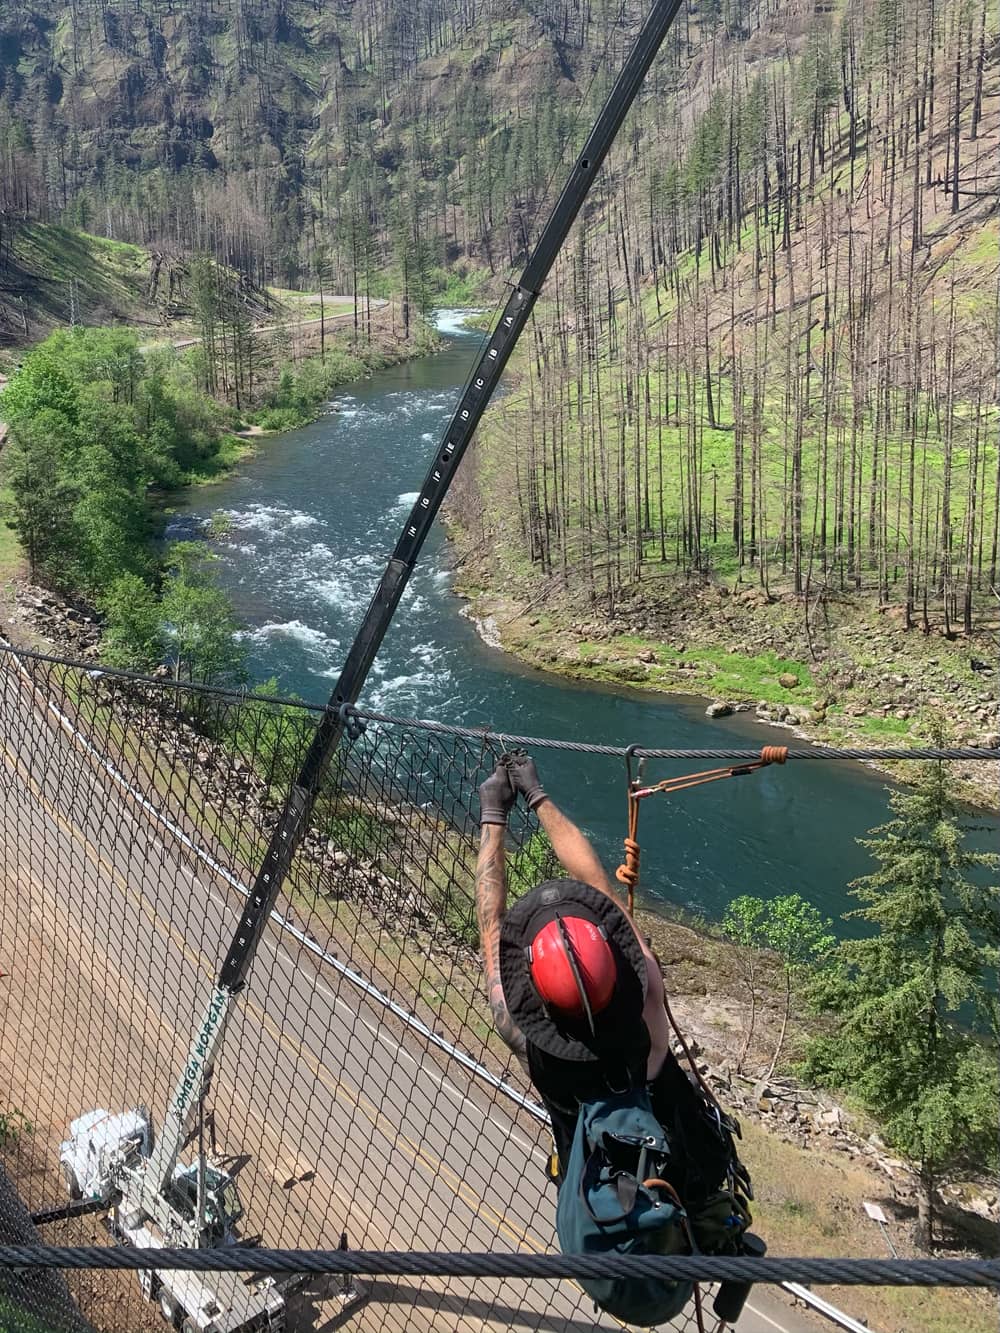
[502,749,547,810]
[479,762,516,825]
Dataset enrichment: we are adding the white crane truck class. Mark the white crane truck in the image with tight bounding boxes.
[59,983,302,1333]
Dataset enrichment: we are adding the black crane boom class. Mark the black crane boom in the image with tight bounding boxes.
[220,0,684,992]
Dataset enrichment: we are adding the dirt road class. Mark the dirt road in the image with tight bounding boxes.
[142,299,389,353]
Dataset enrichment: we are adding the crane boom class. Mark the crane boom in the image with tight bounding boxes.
[141,984,233,1209]
[219,0,684,994]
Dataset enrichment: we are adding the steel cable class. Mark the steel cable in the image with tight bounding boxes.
[1,1246,998,1287]
[1,641,995,762]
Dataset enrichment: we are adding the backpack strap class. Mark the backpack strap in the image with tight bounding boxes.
[579,1144,632,1226]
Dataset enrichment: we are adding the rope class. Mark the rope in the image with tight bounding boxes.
[692,1280,706,1333]
[616,747,789,909]
[615,812,641,907]
[0,1246,997,1286]
[1,642,996,762]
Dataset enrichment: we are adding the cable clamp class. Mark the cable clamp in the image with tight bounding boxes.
[337,704,367,742]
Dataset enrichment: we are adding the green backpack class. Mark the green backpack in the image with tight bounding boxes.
[555,1088,751,1327]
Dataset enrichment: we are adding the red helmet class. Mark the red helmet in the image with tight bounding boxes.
[528,915,617,1023]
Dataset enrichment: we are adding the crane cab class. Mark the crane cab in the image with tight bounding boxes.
[59,1106,152,1202]
[165,1162,245,1245]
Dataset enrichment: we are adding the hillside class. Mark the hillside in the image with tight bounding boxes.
[0,0,635,308]
[443,0,1000,772]
[1,0,997,654]
[17,1,987,313]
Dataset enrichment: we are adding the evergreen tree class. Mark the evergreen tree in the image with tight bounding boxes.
[803,758,1000,1247]
[161,542,246,687]
[1,409,79,586]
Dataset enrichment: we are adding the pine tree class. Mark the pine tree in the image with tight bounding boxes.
[0,409,79,586]
[803,756,1000,1247]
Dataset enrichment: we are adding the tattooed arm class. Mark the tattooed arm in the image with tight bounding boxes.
[475,823,528,1068]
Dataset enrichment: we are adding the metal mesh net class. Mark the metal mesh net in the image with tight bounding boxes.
[0,646,712,1333]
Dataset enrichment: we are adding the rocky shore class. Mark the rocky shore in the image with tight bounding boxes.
[452,570,999,809]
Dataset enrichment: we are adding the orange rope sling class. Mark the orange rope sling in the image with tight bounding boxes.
[614,745,788,914]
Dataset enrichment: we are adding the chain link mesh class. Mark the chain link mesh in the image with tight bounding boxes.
[0,647,710,1333]
[2,647,995,1333]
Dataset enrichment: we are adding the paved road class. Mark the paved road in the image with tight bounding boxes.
[0,655,826,1333]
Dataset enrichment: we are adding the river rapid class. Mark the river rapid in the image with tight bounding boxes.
[170,312,941,930]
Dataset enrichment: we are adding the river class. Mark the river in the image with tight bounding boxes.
[170,312,940,930]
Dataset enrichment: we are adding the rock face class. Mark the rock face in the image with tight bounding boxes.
[705,701,733,718]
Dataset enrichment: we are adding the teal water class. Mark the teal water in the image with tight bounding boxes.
[171,314,991,928]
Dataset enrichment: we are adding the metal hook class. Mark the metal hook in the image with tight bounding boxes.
[624,742,641,790]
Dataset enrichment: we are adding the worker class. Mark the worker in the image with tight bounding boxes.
[475,750,737,1202]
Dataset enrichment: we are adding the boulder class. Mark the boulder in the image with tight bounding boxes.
[705,701,733,718]
[980,733,1000,749]
[637,649,657,664]
[779,672,799,689]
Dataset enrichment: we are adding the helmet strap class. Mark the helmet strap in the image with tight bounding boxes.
[554,911,598,1037]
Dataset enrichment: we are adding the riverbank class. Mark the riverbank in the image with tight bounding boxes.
[447,536,1000,810]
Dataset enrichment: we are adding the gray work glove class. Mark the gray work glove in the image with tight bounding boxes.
[479,762,516,826]
[503,749,547,810]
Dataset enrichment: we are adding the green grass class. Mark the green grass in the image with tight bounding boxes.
[0,503,22,581]
[957,227,999,267]
[852,713,914,737]
[0,1107,31,1146]
[479,311,999,607]
[182,433,255,486]
[0,1295,79,1333]
[265,286,354,320]
[9,223,150,329]
[678,646,813,702]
